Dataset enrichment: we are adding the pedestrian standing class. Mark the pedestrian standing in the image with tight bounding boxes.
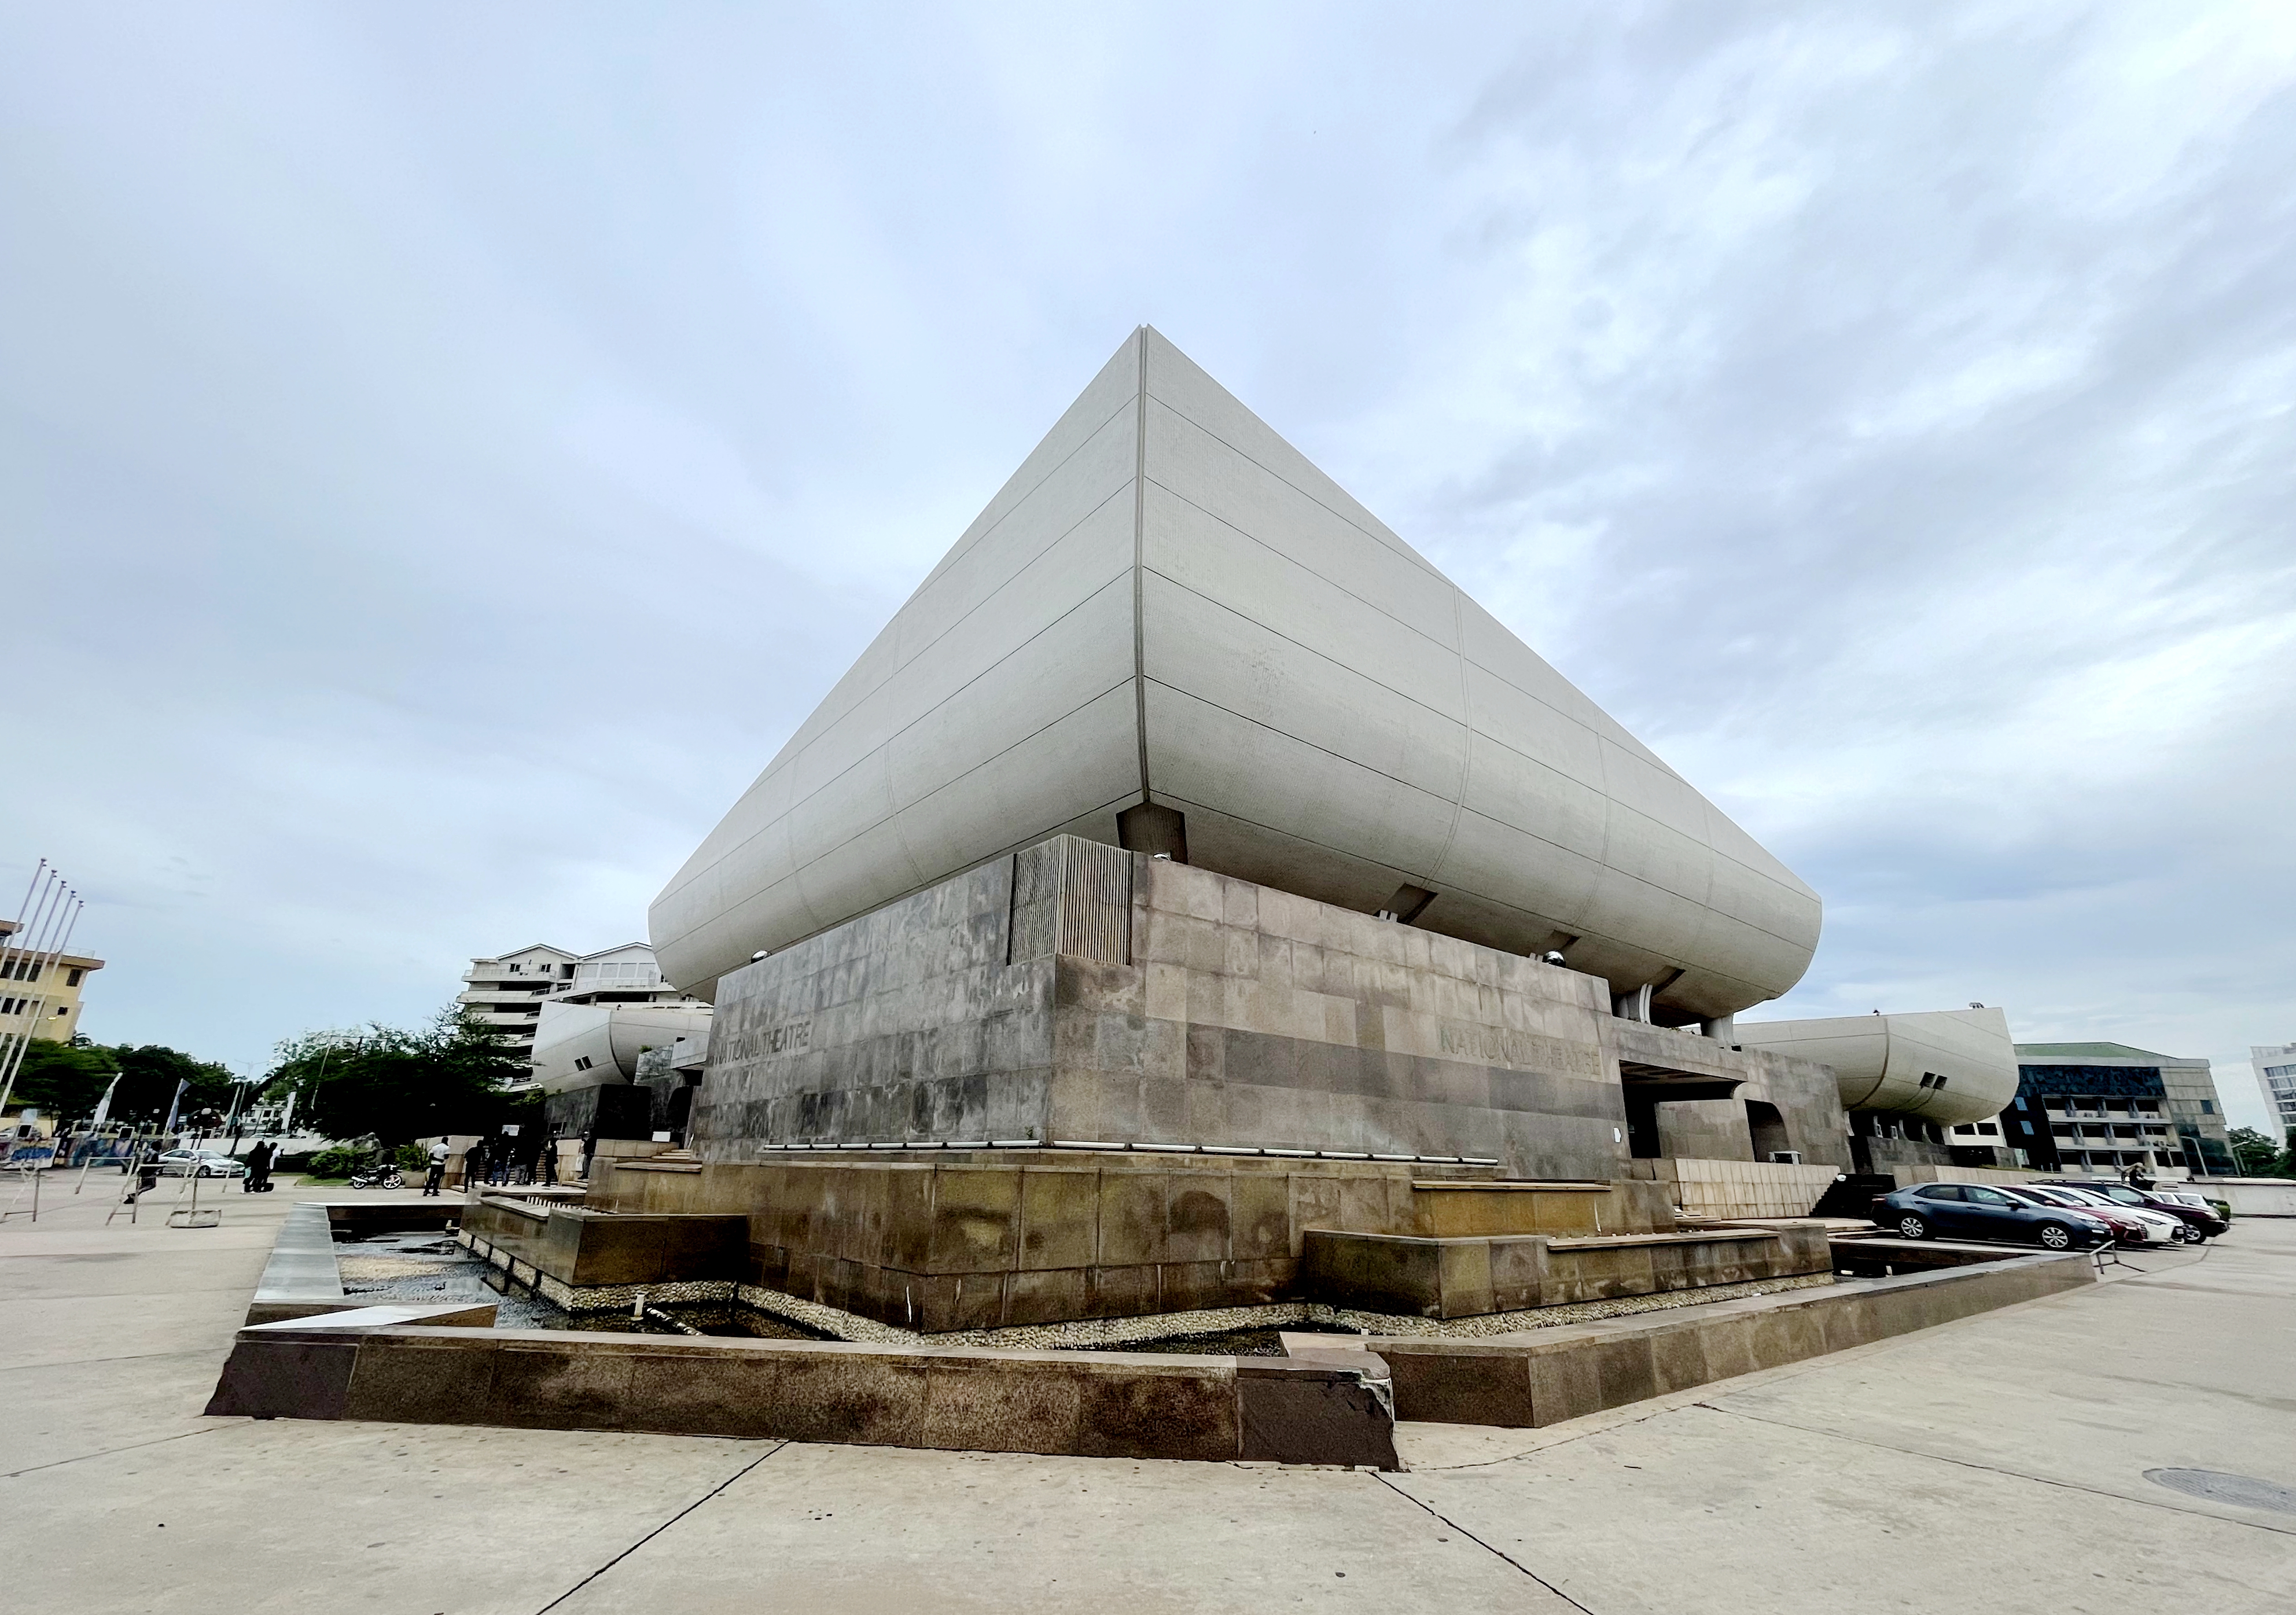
[541,1131,560,1186]
[422,1136,450,1197]
[244,1139,275,1193]
[580,1123,598,1182]
[123,1145,160,1204]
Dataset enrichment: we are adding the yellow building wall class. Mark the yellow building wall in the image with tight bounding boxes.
[0,953,99,1046]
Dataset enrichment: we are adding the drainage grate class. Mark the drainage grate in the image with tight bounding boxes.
[2144,1468,2296,1514]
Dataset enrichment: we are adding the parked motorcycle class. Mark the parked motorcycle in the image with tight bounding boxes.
[347,1163,406,1190]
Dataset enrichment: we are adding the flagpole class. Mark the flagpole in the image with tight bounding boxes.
[0,895,83,1119]
[0,867,63,1089]
[76,1069,123,1193]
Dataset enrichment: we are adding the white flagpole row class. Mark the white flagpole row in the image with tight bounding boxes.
[0,867,66,1080]
[0,871,76,1117]
[0,895,83,1119]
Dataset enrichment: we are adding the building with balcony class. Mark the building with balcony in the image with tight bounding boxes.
[2007,1042,2234,1177]
[2251,1044,2296,1137]
[0,917,102,1047]
[456,941,706,1066]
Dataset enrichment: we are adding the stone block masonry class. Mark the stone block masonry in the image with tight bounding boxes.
[204,1309,1399,1469]
[615,836,1854,1331]
[693,837,1846,1180]
[1367,1248,2098,1426]
[1298,1222,1833,1319]
[592,1150,1683,1332]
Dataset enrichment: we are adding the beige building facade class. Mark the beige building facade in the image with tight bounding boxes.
[457,941,706,1068]
[0,917,102,1047]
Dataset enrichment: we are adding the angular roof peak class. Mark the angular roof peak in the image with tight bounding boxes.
[653,330,1820,1013]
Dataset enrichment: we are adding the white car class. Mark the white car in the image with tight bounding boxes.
[154,1149,248,1179]
[2044,1184,2187,1243]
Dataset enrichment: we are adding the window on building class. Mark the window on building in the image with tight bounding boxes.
[574,1055,594,1071]
[2201,1100,2214,1114]
[66,967,82,986]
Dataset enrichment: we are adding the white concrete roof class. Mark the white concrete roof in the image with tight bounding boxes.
[1733,1007,2018,1125]
[651,328,1821,1017]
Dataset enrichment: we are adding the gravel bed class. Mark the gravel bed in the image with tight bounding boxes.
[724,1271,1837,1351]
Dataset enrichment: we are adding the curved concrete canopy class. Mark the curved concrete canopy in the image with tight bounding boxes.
[652,328,1821,1017]
[531,1002,712,1096]
[1731,1007,2017,1127]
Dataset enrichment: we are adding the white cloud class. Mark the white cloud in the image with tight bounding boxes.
[3,1,2291,1127]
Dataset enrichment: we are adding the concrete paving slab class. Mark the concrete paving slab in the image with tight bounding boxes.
[1691,1231,2296,1534]
[0,1349,225,1476]
[0,1286,263,1371]
[1389,1400,2295,1614]
[6,1418,772,1615]
[3,1177,2290,1613]
[0,1245,268,1302]
[547,1441,1572,1614]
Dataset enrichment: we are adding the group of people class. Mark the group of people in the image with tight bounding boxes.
[418,1131,564,1196]
[238,1138,277,1192]
[112,1136,275,1204]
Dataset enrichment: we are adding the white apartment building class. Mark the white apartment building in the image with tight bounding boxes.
[2254,1044,2296,1136]
[457,941,707,1066]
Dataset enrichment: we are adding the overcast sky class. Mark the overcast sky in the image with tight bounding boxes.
[5,3,2292,1128]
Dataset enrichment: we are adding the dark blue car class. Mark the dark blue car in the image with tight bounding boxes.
[1877,1182,2114,1250]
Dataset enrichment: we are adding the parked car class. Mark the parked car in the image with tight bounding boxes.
[2157,1186,2232,1223]
[2034,1180,2229,1242]
[1999,1183,2182,1244]
[154,1149,248,1179]
[1878,1183,2114,1250]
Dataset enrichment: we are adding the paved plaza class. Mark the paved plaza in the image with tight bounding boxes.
[3,1178,2291,1614]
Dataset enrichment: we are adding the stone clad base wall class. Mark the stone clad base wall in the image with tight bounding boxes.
[694,838,1815,1180]
[204,1312,1400,1469]
[604,837,1856,1334]
[1375,1250,2098,1426]
[457,1198,748,1288]
[588,1150,1680,1331]
[1628,1158,1850,1220]
[1299,1224,1832,1319]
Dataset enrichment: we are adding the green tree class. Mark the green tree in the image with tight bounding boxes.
[109,1044,238,1127]
[5,1036,120,1120]
[2227,1126,2281,1175]
[267,1008,527,1147]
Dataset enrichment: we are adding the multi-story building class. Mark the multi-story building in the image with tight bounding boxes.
[2006,1042,2234,1177]
[0,917,103,1047]
[2253,1043,2296,1136]
[456,941,705,1067]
